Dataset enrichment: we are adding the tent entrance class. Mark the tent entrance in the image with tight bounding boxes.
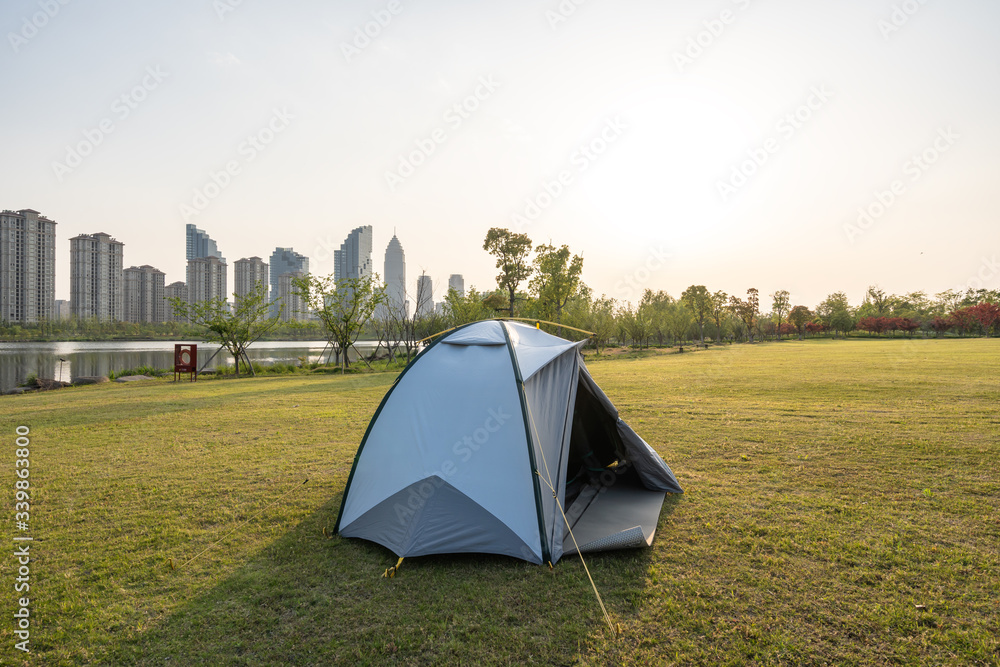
[561,370,667,554]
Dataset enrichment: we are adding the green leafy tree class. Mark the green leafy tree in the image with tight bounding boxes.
[709,290,728,342]
[587,296,617,354]
[789,305,812,337]
[483,228,533,317]
[680,285,712,343]
[168,281,281,376]
[530,243,584,332]
[729,288,760,342]
[292,273,387,372]
[770,290,791,339]
[865,285,895,317]
[443,287,493,328]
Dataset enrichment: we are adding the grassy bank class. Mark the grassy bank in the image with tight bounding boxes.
[2,339,998,665]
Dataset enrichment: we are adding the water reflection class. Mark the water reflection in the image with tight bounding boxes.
[0,341,375,392]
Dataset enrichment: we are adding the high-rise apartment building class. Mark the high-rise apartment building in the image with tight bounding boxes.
[0,209,57,324]
[268,248,308,316]
[185,224,225,262]
[70,232,124,321]
[334,225,373,282]
[415,273,434,317]
[448,274,465,298]
[123,265,166,323]
[53,299,70,320]
[277,271,306,322]
[186,256,227,306]
[234,257,269,301]
[164,281,188,322]
[383,234,407,318]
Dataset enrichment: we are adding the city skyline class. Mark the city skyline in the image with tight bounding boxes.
[2,2,997,312]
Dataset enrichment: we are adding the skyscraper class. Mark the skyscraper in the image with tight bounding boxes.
[186,256,227,306]
[384,234,406,318]
[185,223,225,262]
[163,281,188,322]
[0,209,56,324]
[415,273,434,317]
[268,248,308,315]
[70,232,124,321]
[234,257,269,301]
[334,225,373,282]
[448,274,465,298]
[123,265,166,323]
[277,271,307,322]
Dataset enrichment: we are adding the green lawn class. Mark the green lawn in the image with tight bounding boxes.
[2,339,998,665]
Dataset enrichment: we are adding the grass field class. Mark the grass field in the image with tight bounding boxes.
[2,338,998,666]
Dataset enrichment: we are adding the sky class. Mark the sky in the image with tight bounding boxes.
[2,0,998,311]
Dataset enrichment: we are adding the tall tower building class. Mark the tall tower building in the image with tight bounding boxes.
[334,225,373,282]
[268,248,308,315]
[383,234,406,318]
[415,273,434,318]
[186,256,227,306]
[185,224,225,262]
[70,232,124,321]
[234,257,269,301]
[277,271,307,322]
[123,265,166,323]
[163,281,188,322]
[448,274,465,298]
[0,209,57,324]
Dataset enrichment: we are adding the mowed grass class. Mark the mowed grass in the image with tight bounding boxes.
[1,338,998,666]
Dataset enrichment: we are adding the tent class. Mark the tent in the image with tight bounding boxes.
[334,320,682,565]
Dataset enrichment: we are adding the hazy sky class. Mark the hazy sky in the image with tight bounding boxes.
[2,0,998,310]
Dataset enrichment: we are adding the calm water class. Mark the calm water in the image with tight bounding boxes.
[0,340,379,392]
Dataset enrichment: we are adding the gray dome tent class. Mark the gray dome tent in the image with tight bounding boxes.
[335,320,682,564]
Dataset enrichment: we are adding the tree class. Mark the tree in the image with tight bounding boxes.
[729,288,760,342]
[866,285,894,317]
[970,302,1000,337]
[292,273,387,372]
[949,307,978,337]
[587,296,617,354]
[530,243,584,332]
[680,285,712,343]
[443,286,493,328]
[789,305,812,337]
[483,228,532,317]
[168,281,281,376]
[770,290,791,339]
[929,316,954,337]
[709,290,728,342]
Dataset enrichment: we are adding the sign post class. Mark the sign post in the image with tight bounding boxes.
[174,344,198,382]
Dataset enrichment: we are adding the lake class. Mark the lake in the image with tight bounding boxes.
[0,340,382,393]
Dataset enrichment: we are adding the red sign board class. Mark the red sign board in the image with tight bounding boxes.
[174,344,197,381]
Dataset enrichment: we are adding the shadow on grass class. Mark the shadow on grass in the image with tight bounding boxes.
[99,495,678,666]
